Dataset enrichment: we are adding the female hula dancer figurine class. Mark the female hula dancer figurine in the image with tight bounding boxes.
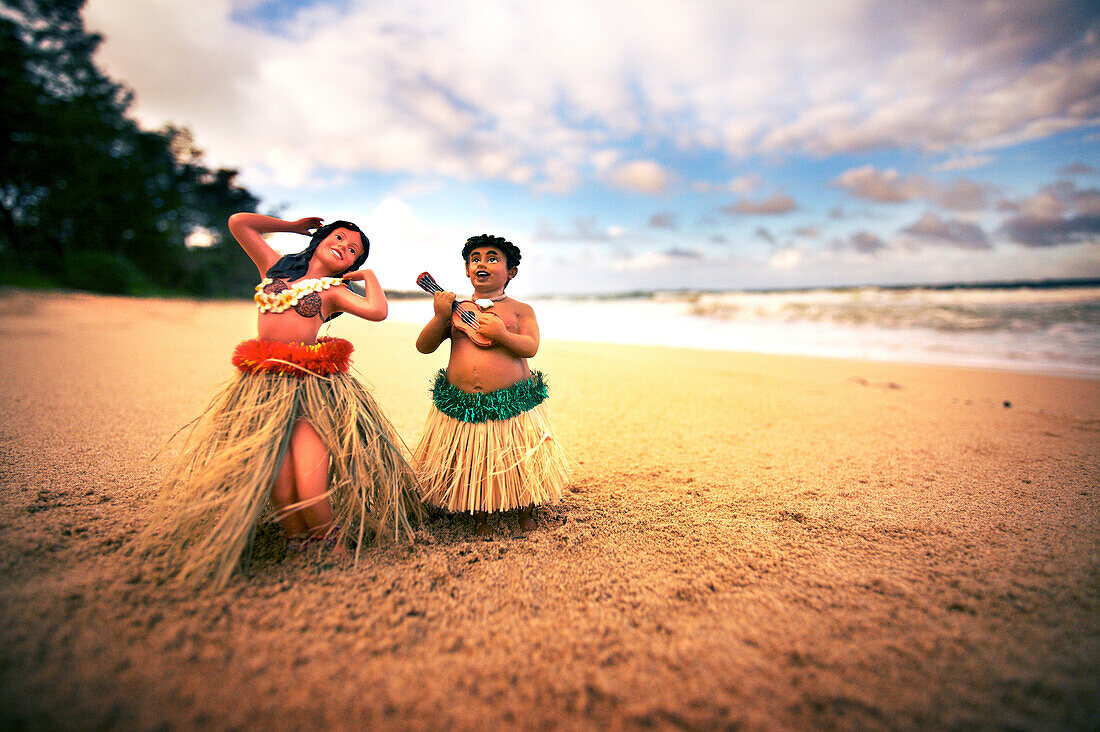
[414,234,572,535]
[142,213,421,588]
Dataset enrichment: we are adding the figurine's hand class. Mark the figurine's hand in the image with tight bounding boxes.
[475,313,506,340]
[341,270,367,282]
[433,291,456,319]
[290,216,323,235]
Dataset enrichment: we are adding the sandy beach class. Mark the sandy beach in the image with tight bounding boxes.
[1,288,1097,730]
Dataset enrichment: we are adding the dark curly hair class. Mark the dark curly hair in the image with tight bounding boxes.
[461,234,521,269]
[265,220,370,321]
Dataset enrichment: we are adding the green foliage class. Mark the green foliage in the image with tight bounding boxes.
[0,0,262,298]
[60,250,145,294]
[0,251,58,289]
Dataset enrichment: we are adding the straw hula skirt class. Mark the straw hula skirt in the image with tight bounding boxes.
[142,337,421,588]
[414,369,572,513]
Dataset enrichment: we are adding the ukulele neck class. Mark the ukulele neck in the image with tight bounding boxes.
[416,273,480,328]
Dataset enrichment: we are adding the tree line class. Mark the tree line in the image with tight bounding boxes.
[1,0,263,297]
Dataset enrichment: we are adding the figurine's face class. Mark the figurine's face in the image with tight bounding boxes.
[465,246,515,290]
[314,227,364,273]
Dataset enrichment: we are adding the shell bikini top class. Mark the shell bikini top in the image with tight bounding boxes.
[254,277,344,318]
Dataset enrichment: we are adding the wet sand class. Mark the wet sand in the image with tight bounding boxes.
[1,289,1097,730]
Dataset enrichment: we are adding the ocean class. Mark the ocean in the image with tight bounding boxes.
[385,280,1100,379]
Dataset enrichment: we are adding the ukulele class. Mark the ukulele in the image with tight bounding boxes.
[416,272,503,347]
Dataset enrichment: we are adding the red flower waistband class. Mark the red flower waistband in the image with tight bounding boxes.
[232,337,353,376]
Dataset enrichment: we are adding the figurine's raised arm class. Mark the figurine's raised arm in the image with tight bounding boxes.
[228,213,323,275]
[334,269,388,322]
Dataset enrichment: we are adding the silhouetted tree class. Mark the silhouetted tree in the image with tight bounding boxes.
[0,0,261,295]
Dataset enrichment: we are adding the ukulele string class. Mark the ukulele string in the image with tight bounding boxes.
[416,275,442,294]
[418,274,481,330]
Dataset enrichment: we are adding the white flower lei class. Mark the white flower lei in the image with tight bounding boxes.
[254,277,344,313]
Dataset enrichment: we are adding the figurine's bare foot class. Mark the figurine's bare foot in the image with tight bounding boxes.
[323,528,348,557]
[473,511,491,536]
[304,524,345,555]
[518,507,536,532]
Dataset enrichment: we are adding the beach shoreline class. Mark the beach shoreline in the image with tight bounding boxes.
[1,290,1097,729]
[391,284,1100,381]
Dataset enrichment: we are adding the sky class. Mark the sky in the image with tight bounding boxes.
[82,0,1100,296]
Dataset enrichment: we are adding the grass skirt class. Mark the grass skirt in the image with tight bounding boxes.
[414,370,572,513]
[141,338,421,588]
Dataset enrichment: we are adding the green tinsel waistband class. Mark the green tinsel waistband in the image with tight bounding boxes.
[430,369,548,423]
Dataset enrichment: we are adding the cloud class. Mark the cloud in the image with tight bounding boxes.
[666,247,703,259]
[533,216,617,242]
[1005,181,1100,217]
[86,0,622,190]
[1060,163,1097,176]
[1001,214,1100,247]
[933,154,995,172]
[648,212,678,229]
[901,212,991,249]
[795,226,820,238]
[721,192,798,216]
[693,174,761,194]
[769,248,802,269]
[83,0,1100,193]
[934,180,995,212]
[728,175,763,194]
[753,227,776,244]
[362,196,426,240]
[851,231,887,254]
[610,160,670,194]
[834,166,993,211]
[744,4,1100,156]
[999,181,1100,247]
[611,247,703,271]
[831,230,887,255]
[834,166,922,203]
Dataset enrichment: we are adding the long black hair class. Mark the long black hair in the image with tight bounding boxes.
[265,220,370,280]
[265,220,370,321]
